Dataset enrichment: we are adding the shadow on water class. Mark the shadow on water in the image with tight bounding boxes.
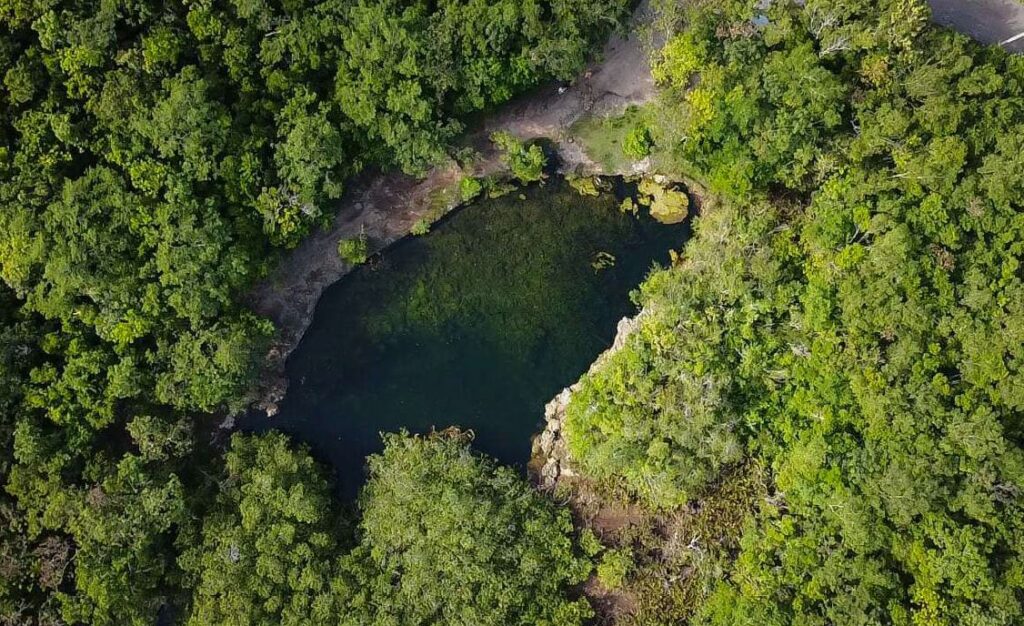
[242,178,689,498]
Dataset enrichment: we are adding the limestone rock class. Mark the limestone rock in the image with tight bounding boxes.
[538,428,556,455]
[529,312,648,490]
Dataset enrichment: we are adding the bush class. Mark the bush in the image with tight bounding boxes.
[578,528,604,557]
[337,233,370,265]
[596,549,632,589]
[459,176,484,202]
[623,125,653,159]
[491,131,547,183]
[410,219,431,236]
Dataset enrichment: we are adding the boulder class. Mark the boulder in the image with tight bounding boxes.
[649,188,689,224]
[637,177,689,224]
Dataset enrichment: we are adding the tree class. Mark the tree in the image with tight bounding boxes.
[566,1,1024,623]
[0,0,634,620]
[337,432,594,626]
[60,455,188,626]
[181,433,343,626]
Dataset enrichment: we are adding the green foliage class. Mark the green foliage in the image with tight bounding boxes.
[596,548,632,589]
[338,432,594,626]
[459,176,484,202]
[337,233,370,265]
[0,288,65,626]
[636,178,689,224]
[181,433,342,626]
[491,131,548,183]
[578,527,604,557]
[623,464,769,626]
[126,415,194,462]
[623,125,653,159]
[179,431,601,626]
[59,455,188,626]
[0,0,630,619]
[567,0,1024,623]
[410,218,432,236]
[566,200,792,506]
[336,0,631,172]
[650,30,707,89]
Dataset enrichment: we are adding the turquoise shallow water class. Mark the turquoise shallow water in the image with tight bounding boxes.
[243,180,688,496]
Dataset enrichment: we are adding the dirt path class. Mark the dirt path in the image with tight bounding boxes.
[246,3,658,412]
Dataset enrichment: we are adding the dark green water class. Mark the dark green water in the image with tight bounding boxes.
[244,180,688,496]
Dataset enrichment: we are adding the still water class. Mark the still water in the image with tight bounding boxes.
[244,179,688,496]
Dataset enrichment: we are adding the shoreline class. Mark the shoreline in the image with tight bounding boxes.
[245,1,660,415]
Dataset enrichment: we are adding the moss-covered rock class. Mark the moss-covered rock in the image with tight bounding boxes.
[567,175,610,197]
[637,178,689,224]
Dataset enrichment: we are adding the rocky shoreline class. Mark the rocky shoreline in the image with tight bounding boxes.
[245,2,660,416]
[529,313,647,490]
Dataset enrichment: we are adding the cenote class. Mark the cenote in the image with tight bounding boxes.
[244,179,689,497]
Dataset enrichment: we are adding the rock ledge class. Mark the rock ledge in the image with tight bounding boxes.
[530,312,646,489]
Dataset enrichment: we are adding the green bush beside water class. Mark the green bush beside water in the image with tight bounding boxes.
[562,0,1024,623]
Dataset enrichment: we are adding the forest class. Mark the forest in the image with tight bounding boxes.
[565,0,1024,622]
[2,0,1023,624]
[0,0,627,622]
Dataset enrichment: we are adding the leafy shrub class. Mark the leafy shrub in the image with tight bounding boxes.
[410,218,431,236]
[459,176,484,202]
[596,549,633,589]
[623,125,653,159]
[578,528,604,557]
[337,233,370,265]
[491,131,548,183]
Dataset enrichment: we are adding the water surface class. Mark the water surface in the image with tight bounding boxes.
[244,180,688,496]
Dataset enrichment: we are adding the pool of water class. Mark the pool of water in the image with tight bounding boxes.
[243,179,688,496]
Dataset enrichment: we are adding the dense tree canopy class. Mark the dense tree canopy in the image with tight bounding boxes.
[180,432,593,626]
[0,0,627,621]
[338,432,593,626]
[5,0,1024,623]
[182,433,342,626]
[565,0,1024,623]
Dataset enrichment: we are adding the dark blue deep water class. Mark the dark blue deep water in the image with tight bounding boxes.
[243,180,688,496]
